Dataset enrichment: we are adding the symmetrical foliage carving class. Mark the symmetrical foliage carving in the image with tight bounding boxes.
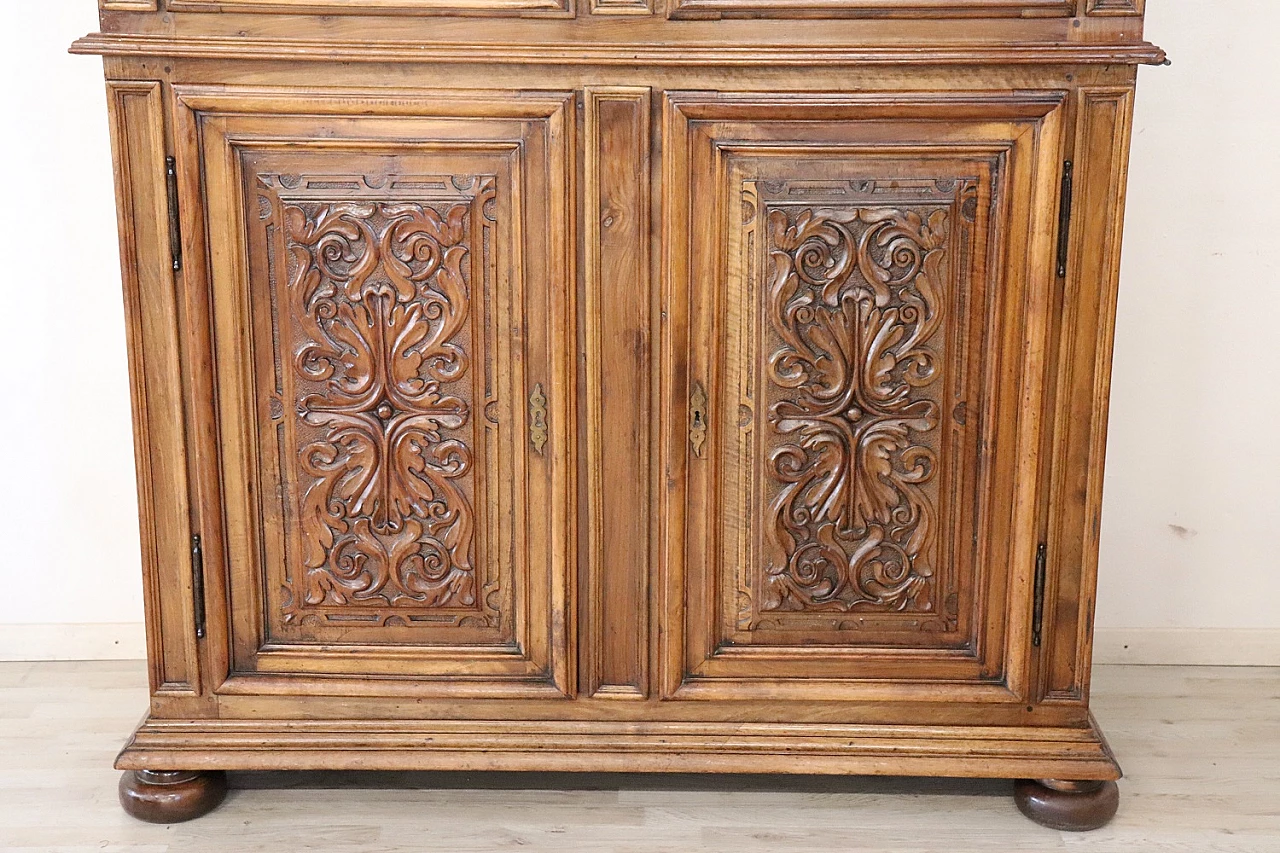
[751,180,971,619]
[258,175,497,623]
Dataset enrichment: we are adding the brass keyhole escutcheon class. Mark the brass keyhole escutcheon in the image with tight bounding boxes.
[529,383,548,454]
[689,382,708,458]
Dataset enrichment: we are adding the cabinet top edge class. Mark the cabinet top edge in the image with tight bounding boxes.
[70,31,1167,66]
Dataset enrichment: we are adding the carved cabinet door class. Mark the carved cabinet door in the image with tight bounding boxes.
[662,92,1066,705]
[176,89,573,698]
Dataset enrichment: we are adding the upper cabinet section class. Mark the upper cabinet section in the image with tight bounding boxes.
[99,0,1145,16]
[163,0,571,16]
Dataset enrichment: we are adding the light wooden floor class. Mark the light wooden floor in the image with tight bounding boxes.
[1,662,1277,852]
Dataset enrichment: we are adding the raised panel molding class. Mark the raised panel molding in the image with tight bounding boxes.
[1041,87,1136,703]
[104,81,200,697]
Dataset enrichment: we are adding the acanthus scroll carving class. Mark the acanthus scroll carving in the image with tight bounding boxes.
[759,188,962,617]
[272,179,496,618]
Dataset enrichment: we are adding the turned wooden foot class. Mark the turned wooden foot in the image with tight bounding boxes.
[1014,779,1119,831]
[118,770,227,823]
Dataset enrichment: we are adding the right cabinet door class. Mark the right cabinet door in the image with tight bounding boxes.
[662,92,1066,704]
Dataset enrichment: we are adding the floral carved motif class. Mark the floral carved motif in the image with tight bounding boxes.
[758,186,964,617]
[269,179,495,619]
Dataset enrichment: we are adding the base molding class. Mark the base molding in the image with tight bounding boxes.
[116,715,1121,781]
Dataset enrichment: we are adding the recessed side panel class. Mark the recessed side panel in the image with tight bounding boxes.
[179,91,574,697]
[1042,86,1137,703]
[582,87,654,698]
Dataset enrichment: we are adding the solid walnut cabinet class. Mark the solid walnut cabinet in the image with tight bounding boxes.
[75,0,1163,830]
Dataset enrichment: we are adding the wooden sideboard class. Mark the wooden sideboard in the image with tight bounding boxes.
[74,0,1163,830]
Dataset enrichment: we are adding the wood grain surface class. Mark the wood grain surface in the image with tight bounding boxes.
[75,0,1165,822]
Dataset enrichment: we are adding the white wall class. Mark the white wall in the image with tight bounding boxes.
[0,4,146,643]
[0,2,1276,662]
[1096,0,1280,643]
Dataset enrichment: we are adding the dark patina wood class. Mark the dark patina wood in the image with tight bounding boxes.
[1015,778,1122,831]
[118,770,228,824]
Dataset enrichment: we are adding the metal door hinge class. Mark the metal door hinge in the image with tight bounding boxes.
[529,383,548,454]
[191,534,206,640]
[165,156,183,273]
[689,382,708,458]
[1055,160,1074,279]
[1032,542,1047,648]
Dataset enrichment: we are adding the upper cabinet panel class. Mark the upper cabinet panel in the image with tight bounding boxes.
[668,0,1070,19]
[164,0,572,17]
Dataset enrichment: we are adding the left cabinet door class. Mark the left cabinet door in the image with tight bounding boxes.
[174,88,574,698]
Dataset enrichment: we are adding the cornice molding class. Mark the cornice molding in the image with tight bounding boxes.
[71,33,1168,66]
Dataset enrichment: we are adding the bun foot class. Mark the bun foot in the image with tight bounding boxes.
[118,770,227,823]
[1015,779,1119,831]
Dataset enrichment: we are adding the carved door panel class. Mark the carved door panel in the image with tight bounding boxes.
[178,89,573,697]
[663,92,1065,703]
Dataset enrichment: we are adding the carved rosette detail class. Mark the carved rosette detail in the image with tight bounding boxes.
[760,200,951,615]
[279,188,492,615]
